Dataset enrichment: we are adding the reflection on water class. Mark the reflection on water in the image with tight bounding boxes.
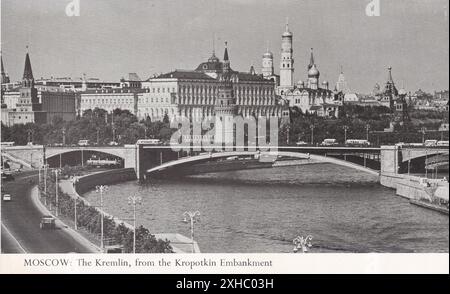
[84,164,449,253]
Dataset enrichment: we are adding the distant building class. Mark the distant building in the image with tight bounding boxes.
[335,68,350,94]
[120,73,142,89]
[140,44,285,122]
[283,49,343,118]
[393,88,410,124]
[1,51,77,126]
[434,90,449,100]
[80,88,140,116]
[35,76,121,92]
[277,21,294,96]
[261,48,279,85]
[41,91,77,123]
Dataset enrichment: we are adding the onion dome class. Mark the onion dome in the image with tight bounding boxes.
[297,80,305,87]
[308,64,320,78]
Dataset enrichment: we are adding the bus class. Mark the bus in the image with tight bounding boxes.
[437,140,449,147]
[321,139,338,146]
[136,139,161,145]
[424,140,438,147]
[345,139,371,147]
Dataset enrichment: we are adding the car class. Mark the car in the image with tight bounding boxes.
[40,215,56,230]
[437,140,449,147]
[296,141,308,146]
[108,141,119,146]
[77,139,90,146]
[2,193,12,201]
[1,171,15,181]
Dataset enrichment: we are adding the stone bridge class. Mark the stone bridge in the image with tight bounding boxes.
[145,150,381,177]
[1,145,137,169]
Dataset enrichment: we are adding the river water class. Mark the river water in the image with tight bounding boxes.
[84,164,449,253]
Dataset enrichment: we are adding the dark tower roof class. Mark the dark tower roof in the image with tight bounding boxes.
[1,56,4,74]
[223,42,229,61]
[23,52,34,80]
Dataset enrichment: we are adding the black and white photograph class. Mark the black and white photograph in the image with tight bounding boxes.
[0,0,448,276]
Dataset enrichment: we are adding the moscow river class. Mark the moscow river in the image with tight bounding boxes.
[84,164,449,253]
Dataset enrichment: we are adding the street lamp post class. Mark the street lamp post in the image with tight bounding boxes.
[293,235,313,253]
[112,126,116,143]
[286,125,290,145]
[71,176,80,230]
[343,126,349,143]
[128,195,143,253]
[27,129,33,144]
[421,127,426,144]
[366,124,370,142]
[95,185,109,252]
[182,211,200,253]
[62,127,66,146]
[96,127,100,145]
[310,125,315,145]
[54,169,61,217]
[43,164,48,206]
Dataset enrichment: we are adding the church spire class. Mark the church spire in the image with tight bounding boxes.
[308,48,315,70]
[23,48,34,80]
[1,55,4,75]
[387,66,394,83]
[223,41,229,61]
[22,47,34,88]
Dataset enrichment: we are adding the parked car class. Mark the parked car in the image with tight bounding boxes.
[108,141,119,146]
[2,193,12,201]
[40,215,56,230]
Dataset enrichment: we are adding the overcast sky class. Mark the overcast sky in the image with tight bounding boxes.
[1,0,448,93]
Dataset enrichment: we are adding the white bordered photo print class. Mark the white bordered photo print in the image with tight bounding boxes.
[0,0,448,276]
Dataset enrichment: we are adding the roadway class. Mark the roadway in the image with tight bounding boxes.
[1,171,94,253]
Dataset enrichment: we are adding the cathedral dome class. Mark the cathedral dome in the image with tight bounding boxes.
[308,64,320,78]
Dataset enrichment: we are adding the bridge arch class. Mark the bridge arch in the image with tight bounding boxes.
[146,151,380,176]
[45,147,126,160]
